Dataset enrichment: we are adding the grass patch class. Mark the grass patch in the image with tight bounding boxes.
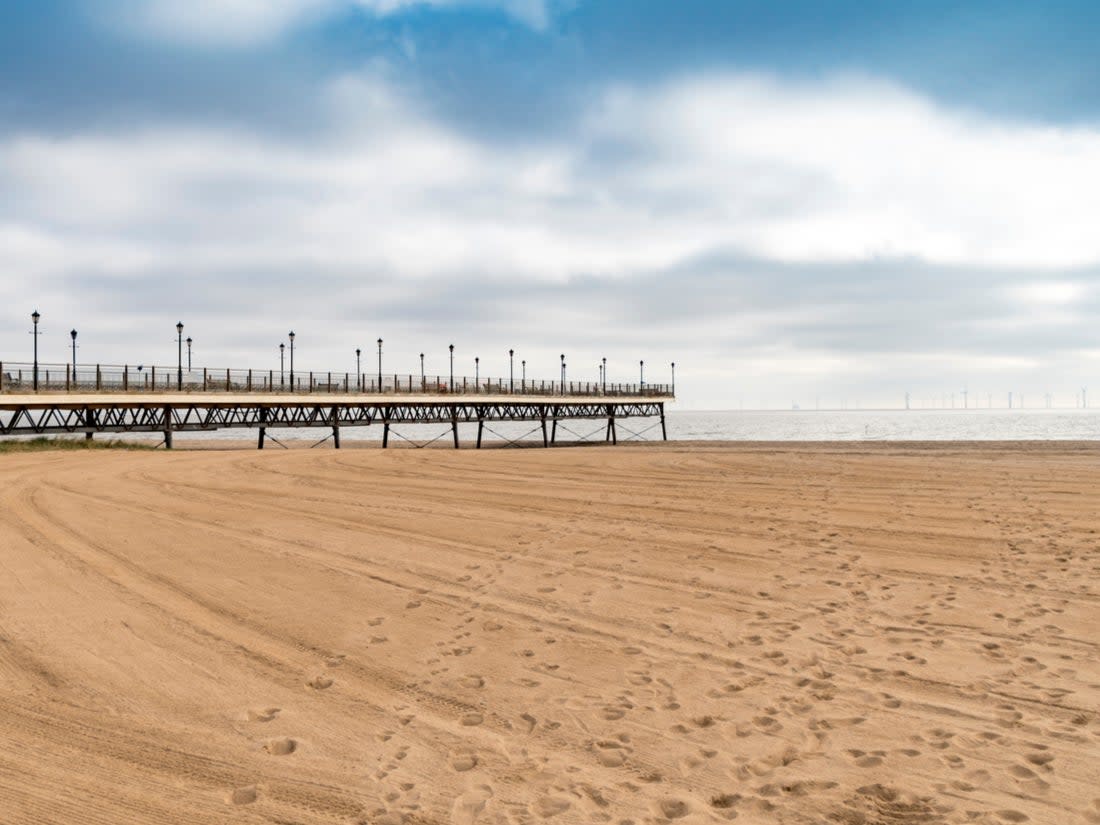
[0,437,157,453]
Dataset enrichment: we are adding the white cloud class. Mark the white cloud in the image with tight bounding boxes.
[4,71,1100,404]
[105,0,550,45]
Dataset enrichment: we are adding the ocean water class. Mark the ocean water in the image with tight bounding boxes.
[666,409,1100,442]
[121,407,1100,446]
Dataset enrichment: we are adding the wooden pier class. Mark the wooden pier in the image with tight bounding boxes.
[0,393,671,448]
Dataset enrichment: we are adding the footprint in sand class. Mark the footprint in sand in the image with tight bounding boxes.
[460,675,485,689]
[227,786,257,805]
[265,737,297,756]
[308,675,334,690]
[247,707,280,722]
[460,713,484,727]
[451,753,478,772]
[654,799,690,820]
[452,784,494,825]
[593,740,628,767]
[532,796,571,818]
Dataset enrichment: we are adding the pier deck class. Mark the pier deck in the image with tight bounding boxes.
[0,393,671,448]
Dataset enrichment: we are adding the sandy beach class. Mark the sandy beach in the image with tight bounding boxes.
[0,442,1096,824]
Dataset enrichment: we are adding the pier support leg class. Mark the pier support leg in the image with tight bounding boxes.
[383,421,390,448]
[660,403,667,441]
[541,411,549,447]
[333,426,341,449]
[551,405,558,446]
[258,427,266,449]
[451,407,460,449]
[476,411,484,449]
[163,405,173,449]
[610,416,617,445]
[86,432,93,441]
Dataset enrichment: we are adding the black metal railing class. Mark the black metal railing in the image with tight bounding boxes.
[0,361,673,398]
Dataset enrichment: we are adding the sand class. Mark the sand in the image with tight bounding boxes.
[0,442,1097,825]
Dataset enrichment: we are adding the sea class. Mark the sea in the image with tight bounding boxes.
[137,408,1100,446]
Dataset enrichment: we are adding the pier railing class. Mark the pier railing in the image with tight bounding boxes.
[0,361,672,398]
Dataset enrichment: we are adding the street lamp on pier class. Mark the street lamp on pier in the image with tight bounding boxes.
[602,357,606,392]
[420,353,425,388]
[671,362,675,395]
[639,359,644,389]
[522,359,526,383]
[356,348,361,390]
[186,337,192,370]
[279,343,285,388]
[560,353,565,391]
[176,322,184,391]
[31,310,41,391]
[475,356,479,386]
[70,329,78,387]
[377,337,383,390]
[449,344,454,389]
[288,331,295,392]
[509,349,514,393]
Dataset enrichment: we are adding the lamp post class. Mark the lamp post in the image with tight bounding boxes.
[70,329,77,387]
[560,353,565,391]
[279,343,285,389]
[288,331,295,392]
[639,359,644,390]
[602,357,607,392]
[31,310,41,391]
[522,359,526,382]
[355,348,361,390]
[186,337,192,370]
[420,353,425,386]
[671,362,676,395]
[509,349,514,393]
[376,337,383,390]
[449,344,454,389]
[475,356,479,387]
[176,322,184,391]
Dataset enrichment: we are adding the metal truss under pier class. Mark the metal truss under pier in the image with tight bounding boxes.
[0,394,670,449]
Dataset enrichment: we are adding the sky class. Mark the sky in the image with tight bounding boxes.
[3,0,1100,409]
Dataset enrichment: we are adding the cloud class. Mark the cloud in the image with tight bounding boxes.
[104,0,551,46]
[3,71,1100,406]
